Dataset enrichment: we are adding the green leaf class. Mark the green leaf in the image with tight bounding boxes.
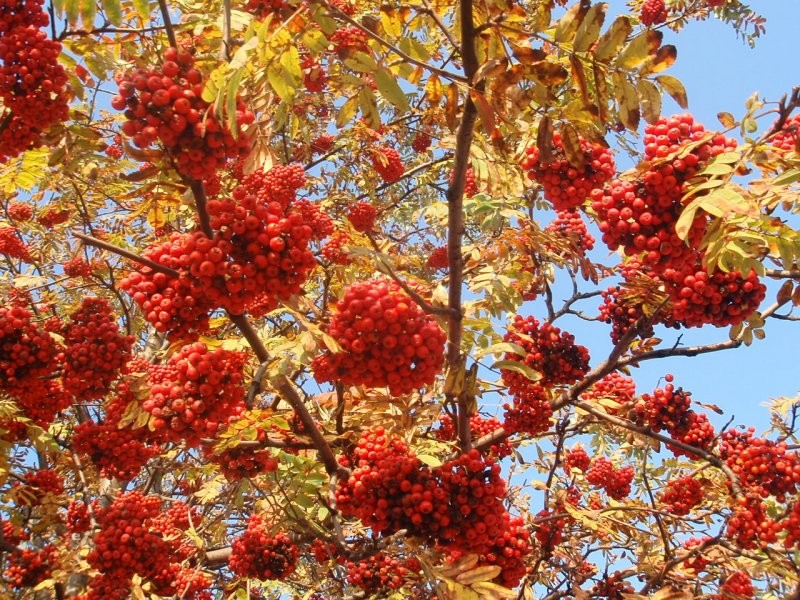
[594,15,631,62]
[267,63,293,102]
[656,74,688,109]
[573,3,606,53]
[491,360,542,382]
[773,168,800,186]
[64,0,80,24]
[80,0,96,25]
[637,79,661,124]
[101,0,122,25]
[418,454,443,467]
[473,341,527,360]
[374,68,409,111]
[225,68,245,136]
[336,95,359,128]
[132,0,152,21]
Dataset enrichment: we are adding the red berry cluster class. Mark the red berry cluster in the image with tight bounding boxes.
[681,536,710,573]
[371,146,405,183]
[144,343,246,445]
[564,446,591,472]
[330,26,370,54]
[86,492,208,597]
[6,202,32,222]
[580,371,636,414]
[0,303,62,388]
[501,315,590,390]
[346,201,378,232]
[229,515,298,580]
[667,411,716,458]
[586,457,635,500]
[636,382,692,432]
[345,553,420,595]
[335,429,533,586]
[640,0,667,25]
[320,229,352,264]
[63,256,95,278]
[311,279,447,396]
[301,54,328,93]
[14,468,62,506]
[66,500,91,534]
[502,384,554,436]
[659,476,704,515]
[246,0,288,19]
[449,165,479,198]
[726,493,779,550]
[521,132,615,211]
[0,226,31,261]
[3,545,57,589]
[412,131,432,153]
[770,114,800,153]
[719,427,800,500]
[426,245,449,269]
[589,572,635,599]
[72,394,160,481]
[545,209,595,255]
[660,263,766,328]
[293,198,334,240]
[36,207,70,228]
[113,47,253,179]
[436,414,512,458]
[534,508,566,555]
[0,0,69,162]
[719,571,755,599]
[61,297,134,400]
[121,165,316,338]
[149,563,212,600]
[205,442,278,481]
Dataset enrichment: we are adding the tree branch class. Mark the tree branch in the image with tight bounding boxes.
[73,233,180,278]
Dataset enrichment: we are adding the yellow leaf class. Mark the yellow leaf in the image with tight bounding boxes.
[594,15,632,61]
[426,74,444,105]
[456,565,503,585]
[573,2,607,53]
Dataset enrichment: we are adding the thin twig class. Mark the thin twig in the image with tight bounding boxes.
[74,232,180,278]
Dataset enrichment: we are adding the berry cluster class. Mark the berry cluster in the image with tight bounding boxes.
[229,515,297,580]
[636,382,692,432]
[0,226,31,261]
[36,207,70,228]
[770,114,800,153]
[521,131,615,211]
[719,571,755,599]
[589,572,635,599]
[72,392,160,480]
[311,279,447,396]
[667,411,717,458]
[659,476,704,515]
[66,500,91,534]
[545,209,595,255]
[205,442,278,481]
[121,164,317,338]
[640,0,667,25]
[501,315,590,390]
[144,343,246,445]
[0,304,61,387]
[534,508,566,555]
[371,146,405,183]
[580,371,636,414]
[86,492,208,598]
[502,384,554,436]
[719,427,800,500]
[6,202,32,222]
[329,27,370,55]
[411,131,432,153]
[113,48,253,179]
[564,446,591,473]
[320,229,352,265]
[293,198,334,240]
[726,493,779,550]
[3,545,57,589]
[61,297,134,400]
[0,0,69,162]
[426,245,449,269]
[335,429,533,586]
[436,414,512,458]
[346,201,377,232]
[63,256,95,278]
[586,457,635,500]
[345,553,421,595]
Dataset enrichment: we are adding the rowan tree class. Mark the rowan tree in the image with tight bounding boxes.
[1,0,799,598]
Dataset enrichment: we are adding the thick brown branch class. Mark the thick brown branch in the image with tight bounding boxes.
[189,180,214,238]
[157,0,178,49]
[74,233,180,278]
